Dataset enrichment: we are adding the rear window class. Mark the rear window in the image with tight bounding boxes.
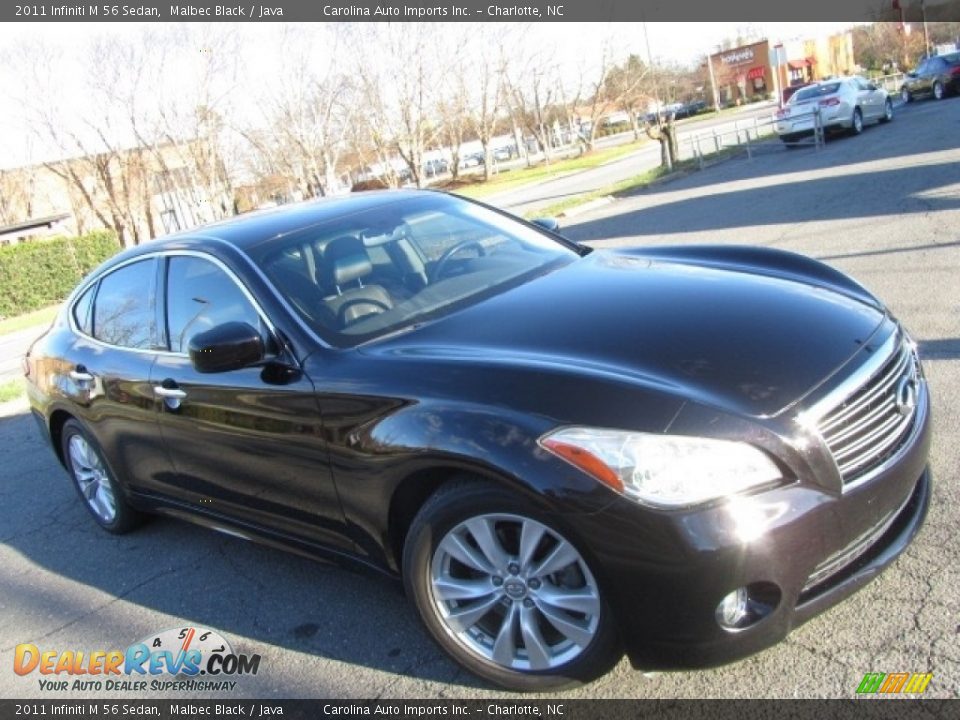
[792,83,842,103]
[942,53,960,65]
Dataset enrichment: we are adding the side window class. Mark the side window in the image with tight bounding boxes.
[165,256,266,354]
[72,283,96,336]
[93,259,159,349]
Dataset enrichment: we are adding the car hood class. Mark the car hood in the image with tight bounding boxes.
[367,250,887,418]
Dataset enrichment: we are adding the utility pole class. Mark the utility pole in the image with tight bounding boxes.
[706,52,720,111]
[921,0,930,57]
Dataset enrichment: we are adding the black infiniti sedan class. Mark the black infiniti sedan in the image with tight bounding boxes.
[25,190,930,690]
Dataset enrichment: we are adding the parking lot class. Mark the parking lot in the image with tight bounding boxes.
[1,95,958,700]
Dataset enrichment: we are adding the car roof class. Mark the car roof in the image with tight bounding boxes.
[119,189,437,260]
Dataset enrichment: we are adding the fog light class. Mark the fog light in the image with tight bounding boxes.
[716,587,749,629]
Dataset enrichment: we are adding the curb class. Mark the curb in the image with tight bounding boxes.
[557,196,615,218]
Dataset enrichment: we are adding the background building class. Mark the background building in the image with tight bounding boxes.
[709,40,774,106]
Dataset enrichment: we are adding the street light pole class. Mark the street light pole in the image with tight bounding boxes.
[706,52,720,111]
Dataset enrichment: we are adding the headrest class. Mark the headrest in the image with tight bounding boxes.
[333,253,373,286]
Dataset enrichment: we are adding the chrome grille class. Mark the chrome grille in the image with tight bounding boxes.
[817,338,920,486]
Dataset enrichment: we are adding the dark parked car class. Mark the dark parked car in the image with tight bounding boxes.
[25,191,931,691]
[901,53,960,102]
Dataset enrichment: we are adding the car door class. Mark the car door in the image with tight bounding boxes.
[63,256,173,491]
[149,251,351,552]
[915,59,933,93]
[905,61,922,94]
[929,57,947,88]
[856,78,882,119]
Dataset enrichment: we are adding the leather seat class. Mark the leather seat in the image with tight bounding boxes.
[322,237,394,326]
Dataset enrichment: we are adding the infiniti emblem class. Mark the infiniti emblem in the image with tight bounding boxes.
[895,376,918,416]
[503,579,527,599]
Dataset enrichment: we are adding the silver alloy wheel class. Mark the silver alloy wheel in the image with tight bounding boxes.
[884,100,893,121]
[853,109,863,133]
[68,434,117,523]
[934,82,943,100]
[429,513,601,671]
[901,87,910,103]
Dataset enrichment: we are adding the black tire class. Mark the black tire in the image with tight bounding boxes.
[933,81,944,101]
[403,480,622,691]
[61,419,144,534]
[851,107,864,135]
[880,98,894,123]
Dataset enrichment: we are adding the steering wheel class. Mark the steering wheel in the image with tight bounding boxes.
[430,240,487,283]
[337,297,392,327]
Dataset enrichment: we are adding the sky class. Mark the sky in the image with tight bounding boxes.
[0,21,858,171]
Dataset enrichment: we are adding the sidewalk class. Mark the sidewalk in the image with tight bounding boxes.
[0,323,50,382]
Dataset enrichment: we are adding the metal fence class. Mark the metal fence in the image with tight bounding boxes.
[677,106,825,168]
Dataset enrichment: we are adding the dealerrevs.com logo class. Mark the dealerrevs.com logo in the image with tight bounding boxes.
[856,672,933,695]
[14,627,261,692]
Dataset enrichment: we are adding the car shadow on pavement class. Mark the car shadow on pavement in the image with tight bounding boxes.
[0,408,487,693]
[564,160,960,245]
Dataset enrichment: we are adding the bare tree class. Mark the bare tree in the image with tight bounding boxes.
[464,26,509,180]
[565,42,620,152]
[606,55,653,141]
[505,41,563,165]
[350,24,441,189]
[245,25,353,201]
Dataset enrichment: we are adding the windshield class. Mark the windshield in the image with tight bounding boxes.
[251,194,579,347]
[791,82,842,103]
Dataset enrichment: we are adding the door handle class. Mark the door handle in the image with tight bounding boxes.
[69,370,94,382]
[153,386,187,400]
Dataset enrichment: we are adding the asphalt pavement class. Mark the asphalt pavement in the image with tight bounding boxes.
[1,96,957,700]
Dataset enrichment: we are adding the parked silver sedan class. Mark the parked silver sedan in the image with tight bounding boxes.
[776,77,893,143]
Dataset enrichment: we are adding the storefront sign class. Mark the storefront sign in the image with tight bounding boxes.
[720,48,755,65]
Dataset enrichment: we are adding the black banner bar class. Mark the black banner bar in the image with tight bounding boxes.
[4,0,960,23]
[2,700,958,720]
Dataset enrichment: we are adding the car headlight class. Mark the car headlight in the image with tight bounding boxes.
[539,427,782,508]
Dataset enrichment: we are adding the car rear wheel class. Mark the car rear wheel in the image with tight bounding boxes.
[880,98,894,123]
[61,419,144,534]
[901,87,911,103]
[851,108,864,135]
[403,481,621,691]
[933,81,944,100]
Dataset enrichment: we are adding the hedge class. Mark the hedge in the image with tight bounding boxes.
[0,230,121,319]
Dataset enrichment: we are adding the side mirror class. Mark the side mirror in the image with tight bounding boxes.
[188,322,265,374]
[531,217,561,233]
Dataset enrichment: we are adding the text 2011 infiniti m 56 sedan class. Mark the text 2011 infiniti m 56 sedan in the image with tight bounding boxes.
[25,190,930,690]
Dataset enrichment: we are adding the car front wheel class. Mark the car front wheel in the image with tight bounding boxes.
[901,87,911,103]
[933,81,944,100]
[61,419,144,534]
[403,481,621,690]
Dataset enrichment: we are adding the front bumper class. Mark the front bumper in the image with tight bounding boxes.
[567,386,932,670]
